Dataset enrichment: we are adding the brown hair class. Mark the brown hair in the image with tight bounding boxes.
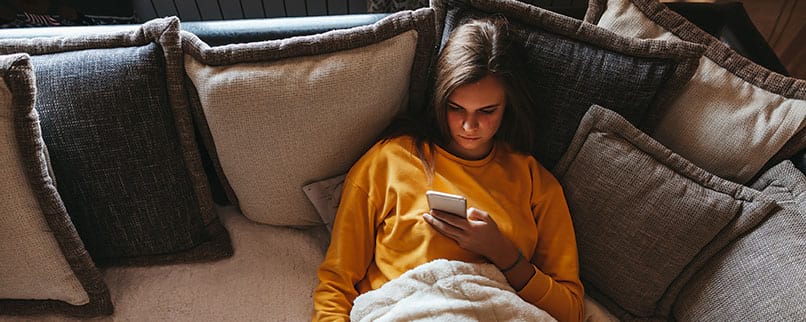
[381,16,538,177]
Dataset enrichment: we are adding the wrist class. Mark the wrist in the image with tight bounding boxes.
[494,247,522,272]
[499,250,523,273]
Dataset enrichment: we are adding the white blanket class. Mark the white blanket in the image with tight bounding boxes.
[351,259,557,322]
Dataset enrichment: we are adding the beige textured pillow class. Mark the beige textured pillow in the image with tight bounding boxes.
[586,0,806,184]
[0,54,111,316]
[183,9,435,226]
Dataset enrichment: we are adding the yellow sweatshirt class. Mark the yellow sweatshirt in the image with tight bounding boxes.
[313,136,583,322]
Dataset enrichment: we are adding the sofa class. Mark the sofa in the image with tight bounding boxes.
[0,0,803,321]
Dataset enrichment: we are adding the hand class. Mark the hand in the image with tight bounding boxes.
[423,207,518,267]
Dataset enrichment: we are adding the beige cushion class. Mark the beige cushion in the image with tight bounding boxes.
[0,205,330,322]
[98,205,327,320]
[184,9,435,226]
[0,54,111,316]
[586,0,806,183]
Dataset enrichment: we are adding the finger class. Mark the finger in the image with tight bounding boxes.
[466,207,490,222]
[424,213,464,239]
[429,209,467,229]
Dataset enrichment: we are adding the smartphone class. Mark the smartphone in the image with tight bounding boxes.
[426,190,467,217]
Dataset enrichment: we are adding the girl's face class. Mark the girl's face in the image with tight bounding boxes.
[445,74,506,160]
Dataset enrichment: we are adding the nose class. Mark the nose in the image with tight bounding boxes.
[463,114,479,132]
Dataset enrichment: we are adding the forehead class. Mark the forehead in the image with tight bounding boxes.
[448,74,507,109]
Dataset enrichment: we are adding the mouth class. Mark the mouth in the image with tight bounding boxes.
[459,135,480,141]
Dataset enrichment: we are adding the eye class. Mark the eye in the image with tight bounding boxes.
[448,104,463,112]
[481,108,497,114]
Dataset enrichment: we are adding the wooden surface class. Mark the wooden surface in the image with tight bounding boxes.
[740,0,804,78]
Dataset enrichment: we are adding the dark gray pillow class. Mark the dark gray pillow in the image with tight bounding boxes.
[0,18,231,265]
[0,54,112,317]
[552,105,778,320]
[432,0,705,169]
[674,161,806,320]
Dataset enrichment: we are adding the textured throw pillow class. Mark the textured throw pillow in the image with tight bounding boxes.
[552,105,778,320]
[302,174,347,232]
[0,17,232,265]
[749,161,805,211]
[183,9,436,226]
[432,0,705,169]
[674,161,805,320]
[586,0,806,183]
[0,54,111,317]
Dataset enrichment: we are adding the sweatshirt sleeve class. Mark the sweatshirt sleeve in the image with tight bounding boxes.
[517,166,584,322]
[312,179,379,322]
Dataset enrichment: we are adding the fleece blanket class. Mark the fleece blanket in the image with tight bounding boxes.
[351,259,557,322]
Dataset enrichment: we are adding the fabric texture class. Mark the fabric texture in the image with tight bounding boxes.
[585,0,806,183]
[0,53,112,317]
[302,173,347,232]
[0,17,231,265]
[552,105,778,320]
[750,161,806,211]
[183,8,436,226]
[351,259,557,322]
[0,205,331,322]
[432,0,705,169]
[314,136,583,321]
[367,0,428,13]
[674,161,806,320]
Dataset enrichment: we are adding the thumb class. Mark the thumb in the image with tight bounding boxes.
[466,207,489,221]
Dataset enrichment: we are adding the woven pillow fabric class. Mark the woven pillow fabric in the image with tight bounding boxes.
[0,17,231,265]
[432,0,705,169]
[0,54,111,317]
[674,161,805,320]
[750,160,806,211]
[183,9,435,226]
[586,0,806,183]
[552,105,778,320]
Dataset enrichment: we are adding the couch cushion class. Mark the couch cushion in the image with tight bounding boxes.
[0,54,111,317]
[585,0,806,183]
[0,18,231,264]
[183,9,436,226]
[96,205,328,320]
[674,161,805,320]
[1,206,329,321]
[552,105,778,320]
[432,0,705,169]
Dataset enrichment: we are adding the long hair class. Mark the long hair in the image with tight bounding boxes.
[380,16,538,179]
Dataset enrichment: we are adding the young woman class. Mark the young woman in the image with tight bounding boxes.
[313,17,583,322]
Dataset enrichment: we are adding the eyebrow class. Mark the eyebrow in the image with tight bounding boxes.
[447,100,501,110]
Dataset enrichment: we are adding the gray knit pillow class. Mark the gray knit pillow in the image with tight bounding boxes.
[552,105,778,320]
[674,161,806,320]
[0,18,231,265]
[0,54,111,317]
[432,0,705,169]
